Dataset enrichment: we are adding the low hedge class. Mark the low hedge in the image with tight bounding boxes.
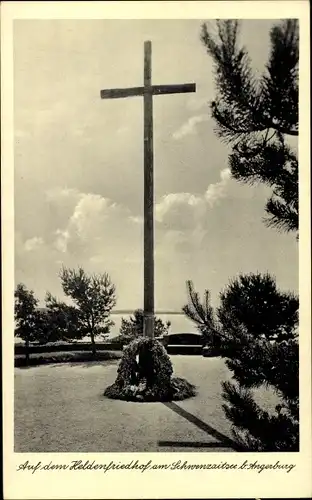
[14,341,123,355]
[15,350,122,367]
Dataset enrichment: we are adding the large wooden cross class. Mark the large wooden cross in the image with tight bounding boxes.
[101,41,196,338]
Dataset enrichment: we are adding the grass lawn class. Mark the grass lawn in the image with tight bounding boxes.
[14,355,279,453]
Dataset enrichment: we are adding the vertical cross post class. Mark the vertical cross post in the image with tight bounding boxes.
[143,41,154,339]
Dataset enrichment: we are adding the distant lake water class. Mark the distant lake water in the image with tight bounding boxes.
[108,313,197,337]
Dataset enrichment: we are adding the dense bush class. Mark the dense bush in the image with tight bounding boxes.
[104,337,196,402]
[119,309,171,344]
[183,273,299,451]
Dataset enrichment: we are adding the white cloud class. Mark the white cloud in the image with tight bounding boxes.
[205,168,231,206]
[129,215,143,224]
[49,190,142,271]
[155,167,231,231]
[155,192,202,224]
[24,236,44,252]
[66,193,132,245]
[46,187,83,210]
[131,167,231,234]
[16,165,233,313]
[46,188,137,250]
[45,187,84,230]
[46,187,81,201]
[172,114,209,140]
[54,229,70,253]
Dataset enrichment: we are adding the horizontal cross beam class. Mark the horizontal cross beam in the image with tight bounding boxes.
[101,83,196,100]
[101,87,144,99]
[153,83,196,95]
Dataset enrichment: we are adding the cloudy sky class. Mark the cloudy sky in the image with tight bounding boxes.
[14,19,298,334]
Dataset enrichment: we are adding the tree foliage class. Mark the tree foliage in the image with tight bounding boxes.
[14,283,40,362]
[39,292,85,343]
[182,280,217,348]
[119,309,171,343]
[200,19,298,234]
[59,267,116,354]
[183,274,299,451]
[217,273,298,343]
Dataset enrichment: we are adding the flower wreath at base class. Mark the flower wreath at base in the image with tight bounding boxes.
[104,337,196,402]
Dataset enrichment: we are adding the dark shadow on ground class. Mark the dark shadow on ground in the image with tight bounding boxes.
[162,401,246,451]
[158,440,231,448]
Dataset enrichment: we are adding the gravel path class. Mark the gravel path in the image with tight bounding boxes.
[14,356,278,453]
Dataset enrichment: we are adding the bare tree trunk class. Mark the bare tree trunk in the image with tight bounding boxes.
[25,338,30,365]
[90,331,96,356]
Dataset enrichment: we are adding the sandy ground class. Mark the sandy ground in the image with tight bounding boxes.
[14,355,278,453]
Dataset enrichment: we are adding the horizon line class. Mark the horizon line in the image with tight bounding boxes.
[38,307,185,315]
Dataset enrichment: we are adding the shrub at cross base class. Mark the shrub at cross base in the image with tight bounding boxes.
[104,337,196,402]
[119,309,171,345]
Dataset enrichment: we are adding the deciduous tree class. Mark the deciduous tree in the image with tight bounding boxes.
[14,283,39,364]
[59,267,116,355]
[40,292,85,343]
